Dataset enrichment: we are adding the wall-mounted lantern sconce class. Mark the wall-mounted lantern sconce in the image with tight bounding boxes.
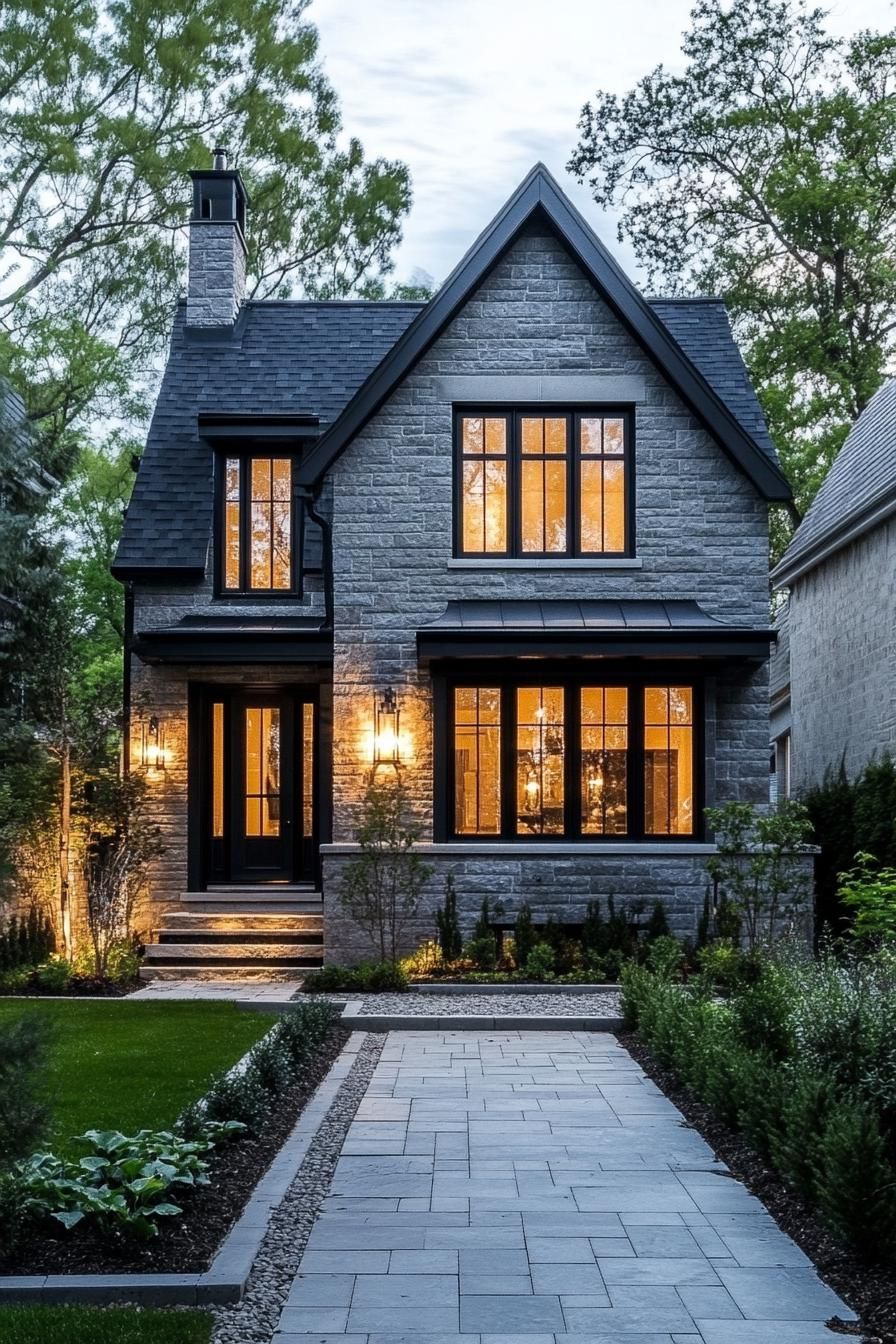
[140,714,168,772]
[373,687,401,767]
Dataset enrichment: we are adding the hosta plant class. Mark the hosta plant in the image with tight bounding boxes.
[17,1122,244,1239]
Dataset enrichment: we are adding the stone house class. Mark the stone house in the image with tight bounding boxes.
[771,380,896,791]
[113,160,794,976]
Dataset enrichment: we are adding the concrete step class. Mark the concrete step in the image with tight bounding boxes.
[180,889,323,912]
[144,942,323,964]
[160,912,323,934]
[158,929,323,947]
[140,965,305,983]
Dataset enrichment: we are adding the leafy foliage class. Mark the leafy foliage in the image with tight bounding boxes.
[839,854,896,944]
[0,1013,52,1166]
[0,0,413,444]
[806,754,896,937]
[339,774,433,964]
[0,909,54,973]
[625,947,896,1261]
[300,961,409,993]
[569,0,896,553]
[705,799,812,948]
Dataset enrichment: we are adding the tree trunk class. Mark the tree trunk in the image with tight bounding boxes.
[59,735,72,958]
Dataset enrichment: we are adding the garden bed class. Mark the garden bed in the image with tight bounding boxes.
[0,1019,348,1277]
[622,1028,896,1344]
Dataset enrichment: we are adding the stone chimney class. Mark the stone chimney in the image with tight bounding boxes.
[186,148,250,329]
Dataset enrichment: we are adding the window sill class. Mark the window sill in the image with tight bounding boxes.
[447,558,643,570]
[321,841,715,856]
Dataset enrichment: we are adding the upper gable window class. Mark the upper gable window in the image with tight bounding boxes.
[220,456,298,594]
[456,410,631,557]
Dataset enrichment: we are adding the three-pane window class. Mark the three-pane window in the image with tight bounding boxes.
[451,682,695,840]
[457,410,630,557]
[221,456,297,593]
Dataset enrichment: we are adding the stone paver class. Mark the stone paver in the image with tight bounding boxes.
[130,979,297,1001]
[273,1030,855,1343]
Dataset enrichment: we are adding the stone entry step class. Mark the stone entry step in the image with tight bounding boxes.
[140,891,325,982]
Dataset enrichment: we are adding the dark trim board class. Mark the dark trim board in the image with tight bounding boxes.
[418,630,774,662]
[297,164,791,502]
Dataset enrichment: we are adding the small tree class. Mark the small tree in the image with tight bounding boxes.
[0,1014,52,1165]
[340,775,433,964]
[435,873,462,964]
[705,799,813,950]
[838,854,896,944]
[514,901,537,968]
[84,777,162,979]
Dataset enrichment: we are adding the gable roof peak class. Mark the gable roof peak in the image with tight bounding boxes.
[297,163,790,501]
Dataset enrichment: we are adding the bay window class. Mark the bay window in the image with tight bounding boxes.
[456,409,631,557]
[446,679,697,841]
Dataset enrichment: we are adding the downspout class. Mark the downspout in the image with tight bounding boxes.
[303,488,333,630]
[122,581,134,776]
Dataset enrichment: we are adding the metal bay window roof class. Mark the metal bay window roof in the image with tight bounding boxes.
[417,599,775,661]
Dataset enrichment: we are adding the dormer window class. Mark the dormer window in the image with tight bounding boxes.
[455,409,632,557]
[218,455,300,594]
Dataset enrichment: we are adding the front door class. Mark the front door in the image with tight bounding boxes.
[204,689,317,885]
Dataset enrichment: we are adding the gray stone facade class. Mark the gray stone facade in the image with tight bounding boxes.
[320,228,774,961]
[785,518,896,789]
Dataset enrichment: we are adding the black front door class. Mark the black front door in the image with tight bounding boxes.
[203,689,317,885]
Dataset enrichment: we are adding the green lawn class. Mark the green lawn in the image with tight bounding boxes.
[0,1000,277,1156]
[0,1307,212,1343]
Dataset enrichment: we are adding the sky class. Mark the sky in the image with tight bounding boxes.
[311,0,894,288]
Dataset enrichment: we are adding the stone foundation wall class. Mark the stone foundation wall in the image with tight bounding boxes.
[320,845,814,965]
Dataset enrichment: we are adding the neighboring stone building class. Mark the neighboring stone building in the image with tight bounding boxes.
[771,381,896,791]
[114,158,796,975]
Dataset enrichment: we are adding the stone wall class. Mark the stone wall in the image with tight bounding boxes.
[185,221,246,328]
[788,519,896,788]
[321,844,814,964]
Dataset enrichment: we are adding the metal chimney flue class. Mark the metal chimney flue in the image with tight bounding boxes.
[213,146,228,171]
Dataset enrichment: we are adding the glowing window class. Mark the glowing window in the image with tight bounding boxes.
[222,457,294,591]
[644,686,694,835]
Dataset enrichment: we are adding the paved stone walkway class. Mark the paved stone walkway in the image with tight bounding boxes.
[274,1030,854,1344]
[130,979,296,1001]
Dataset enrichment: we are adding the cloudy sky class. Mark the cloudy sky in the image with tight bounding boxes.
[311,0,893,287]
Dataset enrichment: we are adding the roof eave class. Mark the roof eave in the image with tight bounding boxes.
[772,482,896,588]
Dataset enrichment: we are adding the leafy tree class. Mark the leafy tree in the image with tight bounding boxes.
[705,799,813,948]
[569,0,896,551]
[0,0,413,443]
[339,775,434,964]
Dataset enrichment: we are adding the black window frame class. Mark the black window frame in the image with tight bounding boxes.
[213,452,304,599]
[453,405,635,559]
[434,666,703,843]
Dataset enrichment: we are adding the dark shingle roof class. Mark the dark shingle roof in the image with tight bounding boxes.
[772,378,896,587]
[115,291,780,575]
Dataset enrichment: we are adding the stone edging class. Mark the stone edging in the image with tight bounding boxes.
[339,1002,624,1032]
[0,1032,368,1307]
[409,981,619,994]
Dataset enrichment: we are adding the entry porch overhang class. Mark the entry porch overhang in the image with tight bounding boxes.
[132,615,333,665]
[417,599,775,664]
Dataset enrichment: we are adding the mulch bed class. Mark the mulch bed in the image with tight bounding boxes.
[621,1030,896,1344]
[0,1023,349,1277]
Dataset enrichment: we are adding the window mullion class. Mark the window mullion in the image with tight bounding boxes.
[631,683,645,842]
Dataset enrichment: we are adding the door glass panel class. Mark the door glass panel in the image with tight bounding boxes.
[644,686,694,835]
[212,702,224,838]
[245,707,281,837]
[581,688,628,834]
[303,703,314,839]
[516,687,565,835]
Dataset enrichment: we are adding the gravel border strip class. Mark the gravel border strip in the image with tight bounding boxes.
[211,1031,384,1343]
[0,1031,374,1307]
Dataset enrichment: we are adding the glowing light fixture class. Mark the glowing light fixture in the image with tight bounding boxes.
[373,687,401,766]
[140,714,168,771]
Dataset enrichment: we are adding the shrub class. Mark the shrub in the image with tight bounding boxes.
[729,961,797,1061]
[770,1068,835,1200]
[202,1067,271,1131]
[0,1014,52,1166]
[815,1099,896,1256]
[581,899,605,957]
[839,853,896,943]
[466,898,497,970]
[706,799,812,949]
[0,910,55,974]
[644,900,671,942]
[277,1000,338,1063]
[435,874,462,963]
[514,902,537,969]
[357,961,409,992]
[247,1033,293,1096]
[301,964,360,993]
[524,942,555,981]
